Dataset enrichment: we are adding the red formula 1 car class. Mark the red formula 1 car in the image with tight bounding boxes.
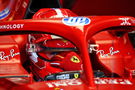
[0,0,135,90]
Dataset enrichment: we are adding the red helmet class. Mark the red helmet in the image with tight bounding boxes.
[27,33,82,71]
[27,34,77,59]
[29,8,78,54]
[33,8,77,19]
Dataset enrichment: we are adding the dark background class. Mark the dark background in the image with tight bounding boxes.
[69,0,135,16]
[25,0,135,18]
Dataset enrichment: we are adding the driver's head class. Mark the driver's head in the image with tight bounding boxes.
[27,34,82,71]
[27,8,82,71]
[28,8,78,60]
[33,8,77,19]
[27,34,77,59]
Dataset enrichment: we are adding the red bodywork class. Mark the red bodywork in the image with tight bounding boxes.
[0,0,135,90]
[0,15,135,90]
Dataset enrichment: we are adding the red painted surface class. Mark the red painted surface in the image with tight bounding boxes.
[0,15,134,89]
[0,0,135,89]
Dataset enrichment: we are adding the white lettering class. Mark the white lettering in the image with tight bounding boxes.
[46,83,54,87]
[46,79,82,88]
[56,74,70,80]
[119,18,131,25]
[108,79,119,84]
[97,47,120,57]
[89,45,120,58]
[68,80,82,85]
[54,82,67,87]
[0,49,20,61]
[95,79,132,85]
[0,24,24,29]
[21,24,24,28]
[47,79,132,88]
[124,80,133,85]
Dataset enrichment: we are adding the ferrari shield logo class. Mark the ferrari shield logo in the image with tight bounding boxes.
[71,56,80,63]
[74,73,79,78]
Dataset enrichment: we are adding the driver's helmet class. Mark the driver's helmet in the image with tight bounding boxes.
[27,34,82,71]
[32,8,77,19]
[27,8,82,71]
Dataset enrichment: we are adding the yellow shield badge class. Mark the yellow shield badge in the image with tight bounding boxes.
[74,73,79,78]
[71,56,80,63]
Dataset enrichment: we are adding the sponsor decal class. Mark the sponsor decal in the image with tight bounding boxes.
[0,24,24,29]
[46,78,132,88]
[95,78,132,85]
[55,73,80,80]
[71,56,80,63]
[56,74,70,80]
[62,17,90,26]
[0,7,10,19]
[89,44,99,53]
[74,73,79,79]
[89,44,120,58]
[0,49,20,61]
[45,72,80,81]
[119,18,131,25]
[46,79,82,87]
